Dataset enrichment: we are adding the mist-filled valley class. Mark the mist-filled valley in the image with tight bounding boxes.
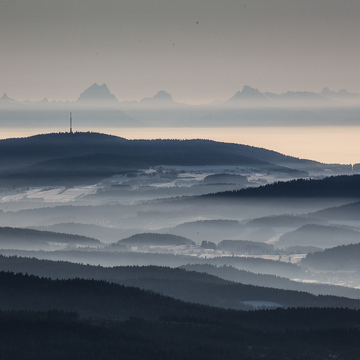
[1,130,360,359]
[0,0,360,354]
[3,0,360,356]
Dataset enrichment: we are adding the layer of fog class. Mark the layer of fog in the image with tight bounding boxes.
[1,85,360,129]
[0,161,359,290]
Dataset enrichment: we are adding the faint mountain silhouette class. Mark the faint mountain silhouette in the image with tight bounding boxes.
[228,86,269,104]
[139,90,181,107]
[320,87,338,97]
[77,83,118,103]
[0,93,17,103]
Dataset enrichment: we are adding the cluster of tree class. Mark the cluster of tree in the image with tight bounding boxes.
[217,240,277,255]
[200,241,217,249]
[283,245,322,254]
[200,239,279,255]
[203,173,249,185]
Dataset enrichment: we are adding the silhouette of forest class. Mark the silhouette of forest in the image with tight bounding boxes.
[2,307,360,359]
[207,175,360,198]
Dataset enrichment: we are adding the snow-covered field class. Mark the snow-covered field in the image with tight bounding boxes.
[0,165,302,203]
[1,185,98,203]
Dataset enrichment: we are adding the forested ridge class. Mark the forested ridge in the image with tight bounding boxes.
[1,260,360,358]
[1,308,360,359]
[302,242,360,270]
[3,254,360,302]
[0,226,101,246]
[205,175,360,198]
[1,268,360,314]
[0,250,303,277]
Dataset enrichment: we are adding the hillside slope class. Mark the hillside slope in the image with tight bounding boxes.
[0,132,348,174]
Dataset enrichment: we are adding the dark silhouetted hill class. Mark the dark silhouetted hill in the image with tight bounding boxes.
[0,271,247,318]
[3,307,360,360]
[0,132,348,176]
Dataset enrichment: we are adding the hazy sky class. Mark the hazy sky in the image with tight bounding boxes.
[1,0,360,104]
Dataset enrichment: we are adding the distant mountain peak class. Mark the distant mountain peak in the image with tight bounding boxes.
[0,93,17,103]
[242,85,262,95]
[153,90,173,101]
[319,87,359,100]
[1,93,13,101]
[338,89,350,95]
[228,86,268,102]
[77,83,118,103]
[320,87,336,96]
[140,90,175,105]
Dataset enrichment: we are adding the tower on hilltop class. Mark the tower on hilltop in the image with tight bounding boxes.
[70,112,73,134]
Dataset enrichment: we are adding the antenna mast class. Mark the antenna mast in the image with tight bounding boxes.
[70,112,73,134]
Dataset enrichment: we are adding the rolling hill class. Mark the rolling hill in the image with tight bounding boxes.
[301,242,360,271]
[114,233,195,247]
[0,227,102,250]
[160,219,244,243]
[311,201,360,220]
[277,224,360,248]
[0,132,350,176]
[0,258,359,310]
